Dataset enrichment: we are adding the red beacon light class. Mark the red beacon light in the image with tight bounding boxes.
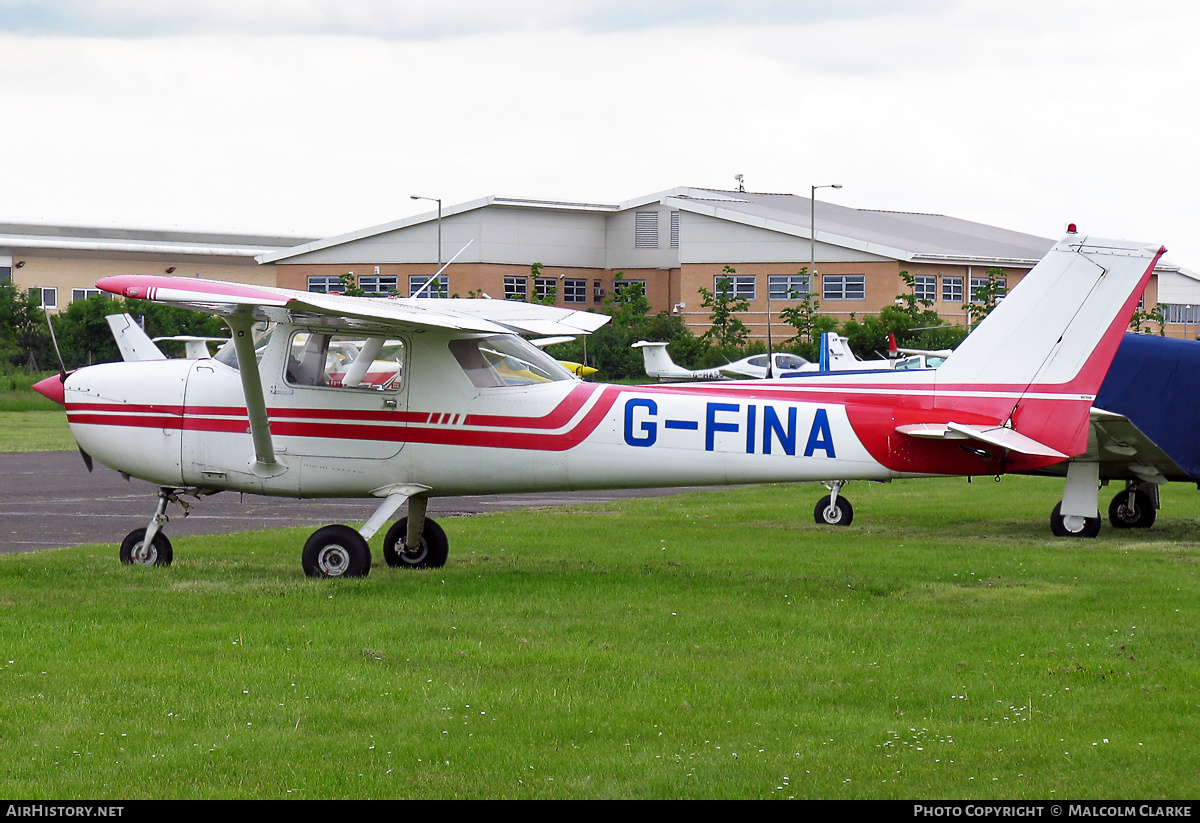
[1065,222,1078,234]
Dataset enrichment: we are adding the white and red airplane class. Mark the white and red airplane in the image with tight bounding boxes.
[34,232,1164,577]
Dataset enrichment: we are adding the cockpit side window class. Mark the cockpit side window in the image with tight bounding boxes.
[285,332,404,391]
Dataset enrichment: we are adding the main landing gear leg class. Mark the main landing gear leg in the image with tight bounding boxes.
[1050,461,1101,538]
[814,481,854,526]
[120,487,187,566]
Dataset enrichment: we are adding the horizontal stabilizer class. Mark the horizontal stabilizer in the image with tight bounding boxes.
[897,422,1067,458]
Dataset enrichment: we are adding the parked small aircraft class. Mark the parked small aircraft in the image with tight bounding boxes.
[34,232,1163,576]
[632,340,818,380]
[635,333,938,380]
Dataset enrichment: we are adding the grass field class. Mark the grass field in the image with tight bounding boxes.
[0,374,74,452]
[0,477,1197,799]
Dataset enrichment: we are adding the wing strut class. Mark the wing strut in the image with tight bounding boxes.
[227,310,277,467]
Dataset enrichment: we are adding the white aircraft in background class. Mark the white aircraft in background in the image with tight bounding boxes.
[634,332,940,380]
[35,232,1164,576]
[632,341,818,380]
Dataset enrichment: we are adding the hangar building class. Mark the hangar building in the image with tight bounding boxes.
[259,187,1194,338]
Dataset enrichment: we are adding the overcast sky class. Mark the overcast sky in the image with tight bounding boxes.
[2,0,1197,268]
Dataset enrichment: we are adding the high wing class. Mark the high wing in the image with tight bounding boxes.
[95,274,611,471]
[96,275,610,338]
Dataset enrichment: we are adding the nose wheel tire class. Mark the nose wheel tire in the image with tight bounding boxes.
[383,516,449,569]
[814,495,853,526]
[120,528,174,567]
[302,525,372,578]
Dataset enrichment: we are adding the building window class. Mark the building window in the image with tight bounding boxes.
[715,274,756,301]
[1161,304,1199,324]
[503,276,527,300]
[914,274,937,303]
[635,211,659,248]
[357,275,398,296]
[612,279,646,303]
[308,275,341,294]
[822,274,864,301]
[969,276,1006,303]
[0,267,10,285]
[409,274,448,298]
[534,277,557,302]
[670,211,680,249]
[941,276,963,303]
[71,288,101,303]
[29,287,57,309]
[563,278,588,304]
[769,274,810,300]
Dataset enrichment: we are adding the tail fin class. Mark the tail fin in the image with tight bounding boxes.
[935,233,1164,460]
[937,234,1164,391]
[105,313,167,362]
[632,340,685,379]
[820,332,855,371]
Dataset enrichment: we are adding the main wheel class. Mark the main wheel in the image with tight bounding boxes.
[814,495,853,526]
[1050,502,1101,538]
[383,516,449,569]
[302,525,371,578]
[119,528,174,567]
[1108,489,1156,529]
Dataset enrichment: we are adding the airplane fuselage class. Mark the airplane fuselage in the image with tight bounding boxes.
[62,324,1066,502]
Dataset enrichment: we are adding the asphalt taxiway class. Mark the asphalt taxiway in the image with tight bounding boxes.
[0,451,711,554]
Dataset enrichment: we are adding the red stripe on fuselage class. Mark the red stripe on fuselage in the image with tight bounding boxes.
[66,385,623,452]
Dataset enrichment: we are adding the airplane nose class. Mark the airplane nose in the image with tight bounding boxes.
[32,374,66,407]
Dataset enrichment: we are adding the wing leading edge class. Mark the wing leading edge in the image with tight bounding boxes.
[95,275,611,338]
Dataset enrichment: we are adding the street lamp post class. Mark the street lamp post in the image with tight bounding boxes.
[410,195,443,270]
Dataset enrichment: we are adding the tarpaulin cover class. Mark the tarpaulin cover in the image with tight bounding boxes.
[1096,333,1200,480]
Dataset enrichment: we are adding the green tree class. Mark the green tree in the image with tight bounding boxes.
[528,262,557,305]
[0,284,51,370]
[962,267,1007,327]
[841,271,966,359]
[51,293,127,367]
[776,268,837,360]
[698,266,750,349]
[336,271,365,297]
[1129,304,1166,335]
[543,272,697,381]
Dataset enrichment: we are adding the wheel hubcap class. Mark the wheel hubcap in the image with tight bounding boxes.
[401,540,427,564]
[1062,514,1088,533]
[317,545,350,576]
[132,541,157,565]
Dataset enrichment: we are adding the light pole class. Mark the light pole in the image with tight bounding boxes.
[810,184,843,290]
[410,195,442,271]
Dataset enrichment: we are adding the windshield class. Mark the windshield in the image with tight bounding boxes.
[213,322,273,370]
[450,334,576,388]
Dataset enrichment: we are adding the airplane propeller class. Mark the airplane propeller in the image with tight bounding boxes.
[43,311,93,472]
